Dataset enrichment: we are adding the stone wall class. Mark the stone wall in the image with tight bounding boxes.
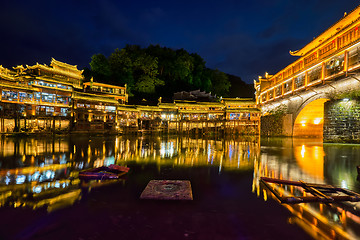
[324,99,360,143]
[260,114,293,137]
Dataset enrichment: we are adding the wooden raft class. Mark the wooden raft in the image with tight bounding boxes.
[260,177,360,204]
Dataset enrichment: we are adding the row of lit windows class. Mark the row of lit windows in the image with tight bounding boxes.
[1,91,70,104]
[260,49,353,103]
[76,103,116,113]
[87,86,125,95]
[35,106,68,116]
[31,80,72,90]
[229,113,260,120]
[268,23,360,86]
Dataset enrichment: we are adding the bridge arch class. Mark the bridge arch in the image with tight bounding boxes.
[292,94,330,137]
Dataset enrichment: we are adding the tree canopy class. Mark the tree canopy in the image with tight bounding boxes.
[85,44,235,102]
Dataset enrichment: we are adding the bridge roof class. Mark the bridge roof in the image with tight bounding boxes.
[290,4,360,57]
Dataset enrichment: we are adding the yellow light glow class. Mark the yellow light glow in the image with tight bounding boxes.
[301,145,305,158]
[293,99,329,137]
[313,118,322,124]
[294,140,325,179]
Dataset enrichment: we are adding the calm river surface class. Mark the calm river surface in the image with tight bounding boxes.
[0,135,360,239]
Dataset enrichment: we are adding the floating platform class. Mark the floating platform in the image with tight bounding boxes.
[140,180,193,200]
[260,177,360,204]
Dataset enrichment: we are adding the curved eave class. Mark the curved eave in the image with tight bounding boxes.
[290,4,360,57]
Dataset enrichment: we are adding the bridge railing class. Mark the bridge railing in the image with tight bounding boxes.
[258,23,360,105]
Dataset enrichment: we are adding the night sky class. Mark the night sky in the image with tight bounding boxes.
[1,0,359,84]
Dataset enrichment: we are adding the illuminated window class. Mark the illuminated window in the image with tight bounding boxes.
[2,90,18,101]
[295,74,305,89]
[308,65,322,83]
[325,54,344,77]
[105,106,116,112]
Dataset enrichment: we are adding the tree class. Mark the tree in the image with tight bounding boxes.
[132,54,164,95]
[89,54,111,83]
[210,69,231,97]
[86,44,250,101]
[108,48,135,94]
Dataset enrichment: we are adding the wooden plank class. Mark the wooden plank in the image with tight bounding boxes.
[260,177,360,204]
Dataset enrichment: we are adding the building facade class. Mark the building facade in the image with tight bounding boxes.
[0,59,259,135]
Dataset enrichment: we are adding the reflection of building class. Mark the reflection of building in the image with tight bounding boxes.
[114,135,260,170]
[0,135,259,212]
[1,59,259,135]
[254,138,360,240]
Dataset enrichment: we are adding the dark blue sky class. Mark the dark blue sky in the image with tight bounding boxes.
[0,0,359,83]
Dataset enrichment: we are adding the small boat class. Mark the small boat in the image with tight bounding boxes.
[79,164,129,180]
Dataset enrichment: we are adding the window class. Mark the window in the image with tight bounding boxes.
[57,95,70,104]
[105,106,116,112]
[308,65,322,83]
[41,93,55,103]
[275,85,282,97]
[283,80,292,94]
[295,74,305,89]
[348,46,360,68]
[2,90,18,101]
[19,92,32,102]
[325,54,344,77]
[261,93,267,102]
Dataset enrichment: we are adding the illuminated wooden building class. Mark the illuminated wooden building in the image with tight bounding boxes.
[0,59,83,132]
[72,81,128,132]
[0,59,258,135]
[0,59,128,133]
[83,81,127,104]
[175,100,224,134]
[72,92,119,131]
[255,6,360,105]
[222,98,261,135]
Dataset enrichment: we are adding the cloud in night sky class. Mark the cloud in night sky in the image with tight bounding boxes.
[0,0,359,84]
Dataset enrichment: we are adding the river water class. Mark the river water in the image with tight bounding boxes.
[0,135,359,239]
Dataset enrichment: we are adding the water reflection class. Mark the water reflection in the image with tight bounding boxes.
[0,135,260,212]
[254,138,360,240]
[3,135,360,239]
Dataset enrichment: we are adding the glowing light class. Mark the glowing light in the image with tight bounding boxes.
[33,186,42,194]
[301,145,305,158]
[313,118,322,124]
[16,175,26,184]
[341,180,348,189]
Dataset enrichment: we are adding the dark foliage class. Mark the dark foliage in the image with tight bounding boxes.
[86,44,251,102]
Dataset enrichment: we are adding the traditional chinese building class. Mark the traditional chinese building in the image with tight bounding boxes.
[0,59,259,135]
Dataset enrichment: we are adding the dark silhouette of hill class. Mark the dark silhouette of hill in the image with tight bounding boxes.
[227,74,254,99]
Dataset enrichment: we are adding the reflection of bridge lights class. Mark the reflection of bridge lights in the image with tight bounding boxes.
[301,145,305,158]
[341,180,348,189]
[5,176,10,185]
[33,186,42,194]
[16,175,26,184]
[32,172,40,181]
[313,118,322,124]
